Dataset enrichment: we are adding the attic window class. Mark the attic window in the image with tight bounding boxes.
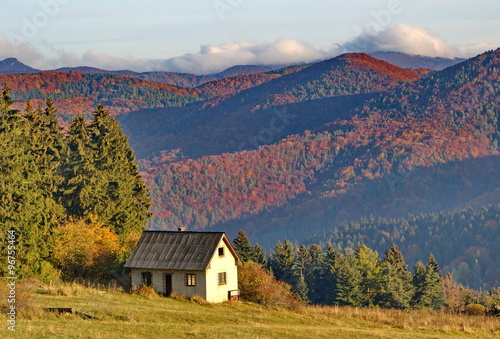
[141,271,152,286]
[218,247,224,256]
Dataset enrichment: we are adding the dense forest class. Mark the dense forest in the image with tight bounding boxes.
[5,72,201,118]
[233,230,500,314]
[2,49,499,293]
[0,89,149,280]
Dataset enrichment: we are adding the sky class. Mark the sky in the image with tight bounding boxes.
[0,0,499,74]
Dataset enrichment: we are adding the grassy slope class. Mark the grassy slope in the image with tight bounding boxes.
[3,284,499,339]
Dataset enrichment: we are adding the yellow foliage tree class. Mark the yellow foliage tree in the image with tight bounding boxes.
[52,215,122,279]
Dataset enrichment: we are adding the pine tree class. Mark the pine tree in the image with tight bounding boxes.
[355,245,381,306]
[0,88,64,277]
[411,255,445,309]
[332,252,364,307]
[426,254,445,309]
[269,240,296,285]
[25,99,67,194]
[60,115,96,217]
[411,261,430,308]
[322,242,341,304]
[252,244,267,265]
[62,105,151,236]
[376,244,414,309]
[233,230,254,262]
[294,273,310,303]
[307,244,324,303]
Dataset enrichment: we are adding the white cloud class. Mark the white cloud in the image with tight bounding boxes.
[162,39,326,74]
[0,26,498,74]
[344,24,499,59]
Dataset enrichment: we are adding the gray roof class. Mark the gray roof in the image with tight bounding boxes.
[125,231,240,270]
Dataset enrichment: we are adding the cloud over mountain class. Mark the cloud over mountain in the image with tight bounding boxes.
[1,25,497,73]
[344,24,498,59]
[161,39,326,74]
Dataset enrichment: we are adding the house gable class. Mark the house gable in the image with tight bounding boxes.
[125,230,241,303]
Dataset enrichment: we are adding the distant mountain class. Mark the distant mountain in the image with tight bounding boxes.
[121,53,423,159]
[132,47,499,254]
[213,65,274,78]
[368,51,465,70]
[0,58,39,74]
[6,72,201,118]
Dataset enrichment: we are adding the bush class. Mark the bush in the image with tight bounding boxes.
[238,261,302,309]
[463,303,486,316]
[131,284,159,298]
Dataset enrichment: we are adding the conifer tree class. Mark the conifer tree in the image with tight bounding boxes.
[331,252,364,307]
[427,255,445,310]
[252,244,267,265]
[0,88,64,277]
[60,115,94,217]
[322,242,341,304]
[376,244,414,309]
[412,254,445,309]
[294,273,310,303]
[355,245,381,306]
[233,230,254,262]
[307,244,325,303]
[62,105,150,236]
[269,240,296,285]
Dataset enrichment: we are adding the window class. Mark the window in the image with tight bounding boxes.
[185,273,196,286]
[218,272,227,285]
[141,271,152,286]
[218,247,224,256]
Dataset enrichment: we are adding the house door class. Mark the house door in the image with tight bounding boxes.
[164,274,172,296]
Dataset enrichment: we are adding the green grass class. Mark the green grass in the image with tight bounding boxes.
[2,282,499,338]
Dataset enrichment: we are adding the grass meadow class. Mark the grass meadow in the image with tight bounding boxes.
[1,280,499,338]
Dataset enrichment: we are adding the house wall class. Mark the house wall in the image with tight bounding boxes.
[205,238,239,303]
[131,268,207,299]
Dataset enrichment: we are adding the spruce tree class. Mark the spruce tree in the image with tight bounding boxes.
[63,105,151,236]
[233,230,254,262]
[331,252,364,307]
[269,240,296,285]
[322,242,341,305]
[411,261,430,308]
[426,254,445,309]
[355,245,381,306]
[294,273,310,303]
[252,244,267,265]
[376,244,414,309]
[60,115,96,217]
[0,89,64,277]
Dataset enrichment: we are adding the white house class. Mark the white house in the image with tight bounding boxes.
[125,229,242,303]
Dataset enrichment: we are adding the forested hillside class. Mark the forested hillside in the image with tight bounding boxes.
[122,53,423,159]
[0,92,149,280]
[136,50,500,288]
[2,50,499,290]
[6,72,201,118]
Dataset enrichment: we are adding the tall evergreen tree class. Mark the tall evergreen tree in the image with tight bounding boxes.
[331,252,364,307]
[322,242,341,304]
[376,244,414,309]
[252,244,267,265]
[62,105,151,236]
[355,245,381,306]
[269,240,296,285]
[0,89,64,277]
[60,115,96,217]
[233,230,254,262]
[426,255,444,308]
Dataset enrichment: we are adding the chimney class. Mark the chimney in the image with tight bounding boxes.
[177,227,186,232]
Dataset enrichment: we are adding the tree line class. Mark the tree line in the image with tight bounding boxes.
[0,86,150,280]
[233,230,500,313]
